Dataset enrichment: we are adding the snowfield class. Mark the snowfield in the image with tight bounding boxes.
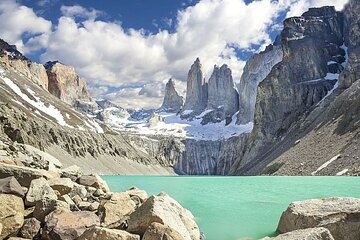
[102,109,253,140]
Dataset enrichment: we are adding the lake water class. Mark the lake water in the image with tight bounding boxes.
[102,176,360,240]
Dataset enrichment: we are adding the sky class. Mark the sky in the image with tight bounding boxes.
[0,0,349,109]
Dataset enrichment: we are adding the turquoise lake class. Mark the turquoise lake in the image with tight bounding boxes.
[102,176,360,240]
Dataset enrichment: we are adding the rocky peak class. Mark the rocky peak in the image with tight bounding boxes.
[159,78,184,113]
[45,61,90,105]
[0,39,48,89]
[207,64,239,116]
[182,58,207,115]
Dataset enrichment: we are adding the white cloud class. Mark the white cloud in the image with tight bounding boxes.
[0,0,51,53]
[0,0,351,109]
[284,0,349,17]
[60,5,103,20]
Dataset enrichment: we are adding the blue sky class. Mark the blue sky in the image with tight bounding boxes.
[0,0,349,109]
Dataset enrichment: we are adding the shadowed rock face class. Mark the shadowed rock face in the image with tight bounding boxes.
[182,58,207,114]
[159,79,184,113]
[45,61,90,105]
[230,6,347,175]
[237,44,283,124]
[339,0,360,89]
[207,64,239,117]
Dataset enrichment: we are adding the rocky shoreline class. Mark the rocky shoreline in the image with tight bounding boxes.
[0,142,202,240]
[0,138,359,240]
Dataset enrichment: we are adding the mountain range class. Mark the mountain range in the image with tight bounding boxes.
[0,0,359,176]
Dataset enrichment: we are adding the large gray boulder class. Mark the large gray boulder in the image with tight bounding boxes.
[159,79,184,113]
[143,222,185,240]
[98,192,136,228]
[48,177,76,195]
[207,64,239,117]
[264,227,334,240]
[19,218,41,239]
[0,176,25,197]
[277,197,360,240]
[33,198,70,222]
[43,211,100,240]
[0,194,24,239]
[127,193,200,240]
[78,226,140,240]
[25,177,58,206]
[182,58,208,115]
[0,163,59,187]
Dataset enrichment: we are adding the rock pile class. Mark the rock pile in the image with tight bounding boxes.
[0,141,201,240]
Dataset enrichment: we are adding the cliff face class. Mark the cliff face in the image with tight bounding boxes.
[230,6,347,175]
[207,64,239,117]
[0,39,48,89]
[182,58,208,114]
[45,61,90,105]
[237,44,283,124]
[159,79,184,113]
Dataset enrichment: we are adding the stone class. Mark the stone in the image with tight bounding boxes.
[68,184,87,199]
[72,195,83,205]
[159,78,184,113]
[43,211,100,240]
[78,226,140,240]
[89,202,100,211]
[59,194,76,207]
[60,165,82,181]
[24,206,35,218]
[25,177,58,206]
[19,218,41,239]
[0,163,58,187]
[78,201,91,210]
[48,177,76,195]
[126,187,148,203]
[45,61,90,105]
[0,176,25,197]
[8,238,31,240]
[207,64,239,117]
[277,197,360,240]
[143,222,185,240]
[182,58,208,115]
[78,175,110,193]
[266,227,334,239]
[127,193,200,240]
[0,194,24,239]
[98,192,136,228]
[33,198,70,222]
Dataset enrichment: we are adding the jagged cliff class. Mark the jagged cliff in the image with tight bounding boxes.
[207,64,239,117]
[182,58,208,115]
[159,79,184,113]
[230,2,360,175]
[237,44,283,124]
[45,61,91,105]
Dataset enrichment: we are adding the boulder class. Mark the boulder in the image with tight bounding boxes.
[78,226,140,240]
[43,211,100,240]
[127,193,200,240]
[78,175,109,192]
[33,198,70,222]
[277,197,360,240]
[68,184,87,199]
[48,178,75,195]
[8,238,31,240]
[0,163,58,187]
[0,194,24,239]
[79,201,91,210]
[264,227,334,240]
[25,177,57,206]
[98,192,136,228]
[19,218,41,239]
[0,176,25,197]
[89,202,100,211]
[126,187,148,203]
[60,165,82,181]
[143,222,185,240]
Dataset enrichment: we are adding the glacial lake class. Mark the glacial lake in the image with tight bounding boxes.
[102,176,360,240]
